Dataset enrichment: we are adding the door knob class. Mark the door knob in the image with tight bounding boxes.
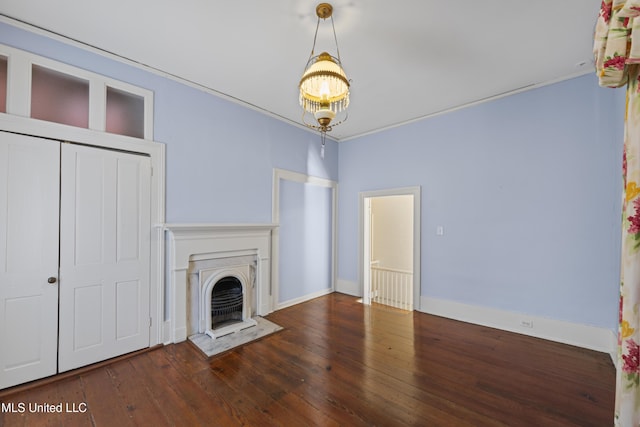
[47,277,57,284]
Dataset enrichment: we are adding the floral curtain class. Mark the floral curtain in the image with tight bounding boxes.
[595,1,640,425]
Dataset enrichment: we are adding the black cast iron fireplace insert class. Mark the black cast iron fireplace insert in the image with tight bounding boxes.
[210,276,244,328]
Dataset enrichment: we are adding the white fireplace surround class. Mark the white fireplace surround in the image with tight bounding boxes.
[165,224,277,343]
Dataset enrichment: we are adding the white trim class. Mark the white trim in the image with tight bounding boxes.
[0,114,166,349]
[363,197,372,304]
[273,168,337,189]
[272,168,338,310]
[421,296,616,356]
[0,42,154,140]
[609,330,618,367]
[164,223,278,233]
[276,288,334,311]
[162,320,172,345]
[336,279,360,296]
[5,48,30,117]
[359,187,421,310]
[89,80,106,131]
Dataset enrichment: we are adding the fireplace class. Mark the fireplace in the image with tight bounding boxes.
[191,255,257,339]
[164,224,276,343]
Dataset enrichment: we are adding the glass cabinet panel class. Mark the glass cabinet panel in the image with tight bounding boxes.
[0,56,7,113]
[31,64,89,128]
[106,86,144,139]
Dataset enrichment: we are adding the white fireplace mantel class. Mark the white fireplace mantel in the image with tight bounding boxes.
[165,223,277,343]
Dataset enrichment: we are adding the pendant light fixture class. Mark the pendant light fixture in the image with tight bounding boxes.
[299,3,350,158]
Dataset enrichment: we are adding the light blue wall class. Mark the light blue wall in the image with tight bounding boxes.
[338,74,625,330]
[0,21,339,223]
[278,179,333,304]
[1,21,626,332]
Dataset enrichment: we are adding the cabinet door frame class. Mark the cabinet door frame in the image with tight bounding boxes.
[0,115,166,348]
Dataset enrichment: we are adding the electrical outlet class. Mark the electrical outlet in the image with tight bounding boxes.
[520,319,533,328]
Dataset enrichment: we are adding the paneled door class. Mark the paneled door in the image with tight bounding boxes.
[58,143,151,372]
[0,133,60,389]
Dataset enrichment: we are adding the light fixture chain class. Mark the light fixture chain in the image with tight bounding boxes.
[330,15,342,63]
[308,17,321,60]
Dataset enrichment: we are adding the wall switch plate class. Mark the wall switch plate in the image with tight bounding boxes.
[436,226,444,236]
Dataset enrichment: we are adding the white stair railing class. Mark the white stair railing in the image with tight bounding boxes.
[370,265,413,311]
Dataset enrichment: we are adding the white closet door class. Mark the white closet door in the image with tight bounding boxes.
[58,143,151,372]
[0,133,60,389]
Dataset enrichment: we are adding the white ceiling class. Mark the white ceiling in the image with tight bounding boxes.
[1,0,600,141]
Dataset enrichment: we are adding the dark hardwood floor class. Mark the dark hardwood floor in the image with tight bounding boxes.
[0,293,615,426]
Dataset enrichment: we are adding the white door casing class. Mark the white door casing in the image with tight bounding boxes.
[0,133,60,389]
[360,187,421,310]
[58,143,151,372]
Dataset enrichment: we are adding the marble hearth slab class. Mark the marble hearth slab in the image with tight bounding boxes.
[188,317,283,358]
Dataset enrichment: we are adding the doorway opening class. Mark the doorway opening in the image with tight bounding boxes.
[360,187,421,311]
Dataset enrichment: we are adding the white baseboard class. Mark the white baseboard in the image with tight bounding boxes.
[336,279,361,296]
[420,296,616,357]
[163,320,172,345]
[609,333,618,367]
[276,288,334,310]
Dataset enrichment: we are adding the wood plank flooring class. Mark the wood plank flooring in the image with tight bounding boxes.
[0,293,615,426]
